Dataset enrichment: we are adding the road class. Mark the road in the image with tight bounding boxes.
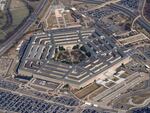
[87,0,121,11]
[109,4,150,32]
[92,72,149,106]
[80,0,150,32]
[112,87,150,110]
[0,0,49,56]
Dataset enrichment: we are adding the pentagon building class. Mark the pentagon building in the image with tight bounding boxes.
[17,27,131,89]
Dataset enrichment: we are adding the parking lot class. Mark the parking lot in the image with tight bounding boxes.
[0,90,76,113]
[82,109,99,113]
[33,91,80,106]
[118,0,139,10]
[0,78,19,91]
[32,78,60,91]
[87,6,115,19]
[81,107,117,113]
[0,80,19,91]
[0,58,13,75]
[17,87,80,107]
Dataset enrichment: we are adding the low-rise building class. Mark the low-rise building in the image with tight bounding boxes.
[0,0,6,10]
[17,27,131,89]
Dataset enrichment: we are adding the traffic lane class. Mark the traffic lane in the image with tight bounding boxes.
[0,0,49,56]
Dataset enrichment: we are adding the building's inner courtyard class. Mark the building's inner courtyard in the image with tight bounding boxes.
[53,45,91,64]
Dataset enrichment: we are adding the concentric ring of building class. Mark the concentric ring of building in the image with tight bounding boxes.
[17,27,130,88]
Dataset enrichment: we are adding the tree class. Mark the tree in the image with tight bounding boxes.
[121,63,125,68]
[59,46,65,51]
[80,45,87,52]
[72,44,79,50]
[124,23,131,31]
[86,52,91,57]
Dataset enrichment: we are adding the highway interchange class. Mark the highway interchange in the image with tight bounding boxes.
[0,0,149,57]
[110,3,150,32]
[0,0,49,56]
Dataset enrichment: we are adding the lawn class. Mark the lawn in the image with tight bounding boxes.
[0,0,29,42]
[75,83,100,99]
[0,11,7,40]
[132,93,150,104]
[89,85,108,99]
[6,0,29,33]
[0,30,6,41]
[0,11,6,28]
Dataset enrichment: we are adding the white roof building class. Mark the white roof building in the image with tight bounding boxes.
[0,0,6,11]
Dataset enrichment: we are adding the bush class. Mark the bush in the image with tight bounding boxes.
[72,44,79,49]
[80,45,87,52]
[59,46,65,51]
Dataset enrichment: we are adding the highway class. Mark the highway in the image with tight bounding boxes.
[109,4,150,32]
[88,0,121,11]
[91,72,149,111]
[0,0,49,56]
[112,87,150,110]
[84,1,150,32]
[83,1,150,32]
